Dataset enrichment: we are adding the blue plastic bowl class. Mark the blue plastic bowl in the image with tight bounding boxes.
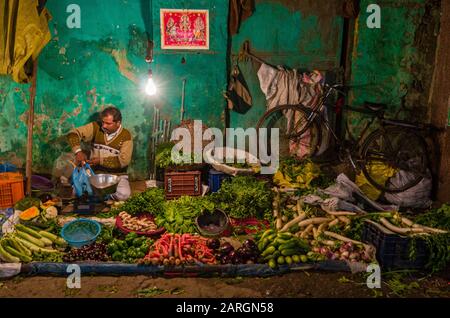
[61,218,102,248]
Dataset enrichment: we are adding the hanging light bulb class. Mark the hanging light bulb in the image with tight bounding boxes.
[145,69,157,96]
[144,39,156,96]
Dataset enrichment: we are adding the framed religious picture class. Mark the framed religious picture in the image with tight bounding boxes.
[160,9,209,50]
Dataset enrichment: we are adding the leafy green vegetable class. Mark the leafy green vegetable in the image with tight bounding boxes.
[155,142,199,168]
[409,233,450,273]
[111,188,165,216]
[414,204,450,231]
[155,196,215,234]
[211,176,273,220]
[155,142,176,169]
[14,197,41,211]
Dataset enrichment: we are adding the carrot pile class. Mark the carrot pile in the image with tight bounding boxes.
[142,233,216,266]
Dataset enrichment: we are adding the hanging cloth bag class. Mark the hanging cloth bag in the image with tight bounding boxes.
[224,65,252,114]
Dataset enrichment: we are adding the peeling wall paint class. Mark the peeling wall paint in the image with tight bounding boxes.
[0,0,228,180]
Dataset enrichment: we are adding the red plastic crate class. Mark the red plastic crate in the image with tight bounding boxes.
[164,171,202,199]
[0,172,25,209]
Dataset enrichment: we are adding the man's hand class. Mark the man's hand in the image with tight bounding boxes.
[87,157,100,166]
[75,151,87,165]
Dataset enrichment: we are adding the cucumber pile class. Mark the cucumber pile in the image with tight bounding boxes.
[257,229,311,269]
[0,224,66,263]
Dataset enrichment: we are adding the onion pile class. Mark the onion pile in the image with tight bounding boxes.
[312,241,372,263]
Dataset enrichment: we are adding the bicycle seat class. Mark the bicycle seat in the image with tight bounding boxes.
[364,101,386,112]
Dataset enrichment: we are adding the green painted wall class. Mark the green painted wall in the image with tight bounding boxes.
[0,0,440,179]
[0,0,228,179]
[229,0,345,129]
[348,0,438,134]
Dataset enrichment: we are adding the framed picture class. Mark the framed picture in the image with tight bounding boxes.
[160,9,209,50]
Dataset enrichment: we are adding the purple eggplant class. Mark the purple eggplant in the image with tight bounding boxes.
[207,238,221,250]
[218,242,234,256]
[242,239,257,250]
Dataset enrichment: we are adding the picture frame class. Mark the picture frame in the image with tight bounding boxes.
[160,9,209,50]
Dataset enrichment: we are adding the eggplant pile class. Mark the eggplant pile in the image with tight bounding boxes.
[210,239,260,264]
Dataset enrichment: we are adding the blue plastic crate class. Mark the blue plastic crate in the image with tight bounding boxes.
[362,220,429,270]
[0,163,17,172]
[208,169,231,193]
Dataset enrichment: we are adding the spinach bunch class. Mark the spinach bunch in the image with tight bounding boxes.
[211,176,273,220]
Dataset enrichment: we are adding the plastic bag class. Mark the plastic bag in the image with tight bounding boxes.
[204,147,260,176]
[71,164,95,197]
[0,208,14,236]
[322,174,398,212]
[356,162,397,201]
[384,170,432,208]
[0,263,21,278]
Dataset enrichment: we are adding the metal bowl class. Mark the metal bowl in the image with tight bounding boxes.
[89,174,119,197]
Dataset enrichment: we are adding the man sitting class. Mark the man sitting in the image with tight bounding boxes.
[67,106,133,201]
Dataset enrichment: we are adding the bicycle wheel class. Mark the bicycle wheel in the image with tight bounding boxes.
[256,104,322,159]
[360,126,429,193]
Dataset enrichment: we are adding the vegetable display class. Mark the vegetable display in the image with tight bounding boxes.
[0,224,66,263]
[142,233,216,266]
[16,199,59,228]
[214,239,260,264]
[107,232,153,262]
[413,204,450,231]
[112,188,165,216]
[118,211,158,232]
[256,229,310,269]
[63,243,109,262]
[19,206,40,221]
[14,197,41,212]
[211,176,273,219]
[156,196,214,234]
[273,158,321,190]
[155,142,198,168]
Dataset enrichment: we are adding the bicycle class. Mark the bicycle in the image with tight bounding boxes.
[256,84,431,193]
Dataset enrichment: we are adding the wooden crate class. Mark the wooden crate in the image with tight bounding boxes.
[164,171,202,199]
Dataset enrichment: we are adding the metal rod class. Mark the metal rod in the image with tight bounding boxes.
[150,105,158,179]
[167,121,171,142]
[26,58,39,196]
[164,120,169,142]
[180,79,186,122]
